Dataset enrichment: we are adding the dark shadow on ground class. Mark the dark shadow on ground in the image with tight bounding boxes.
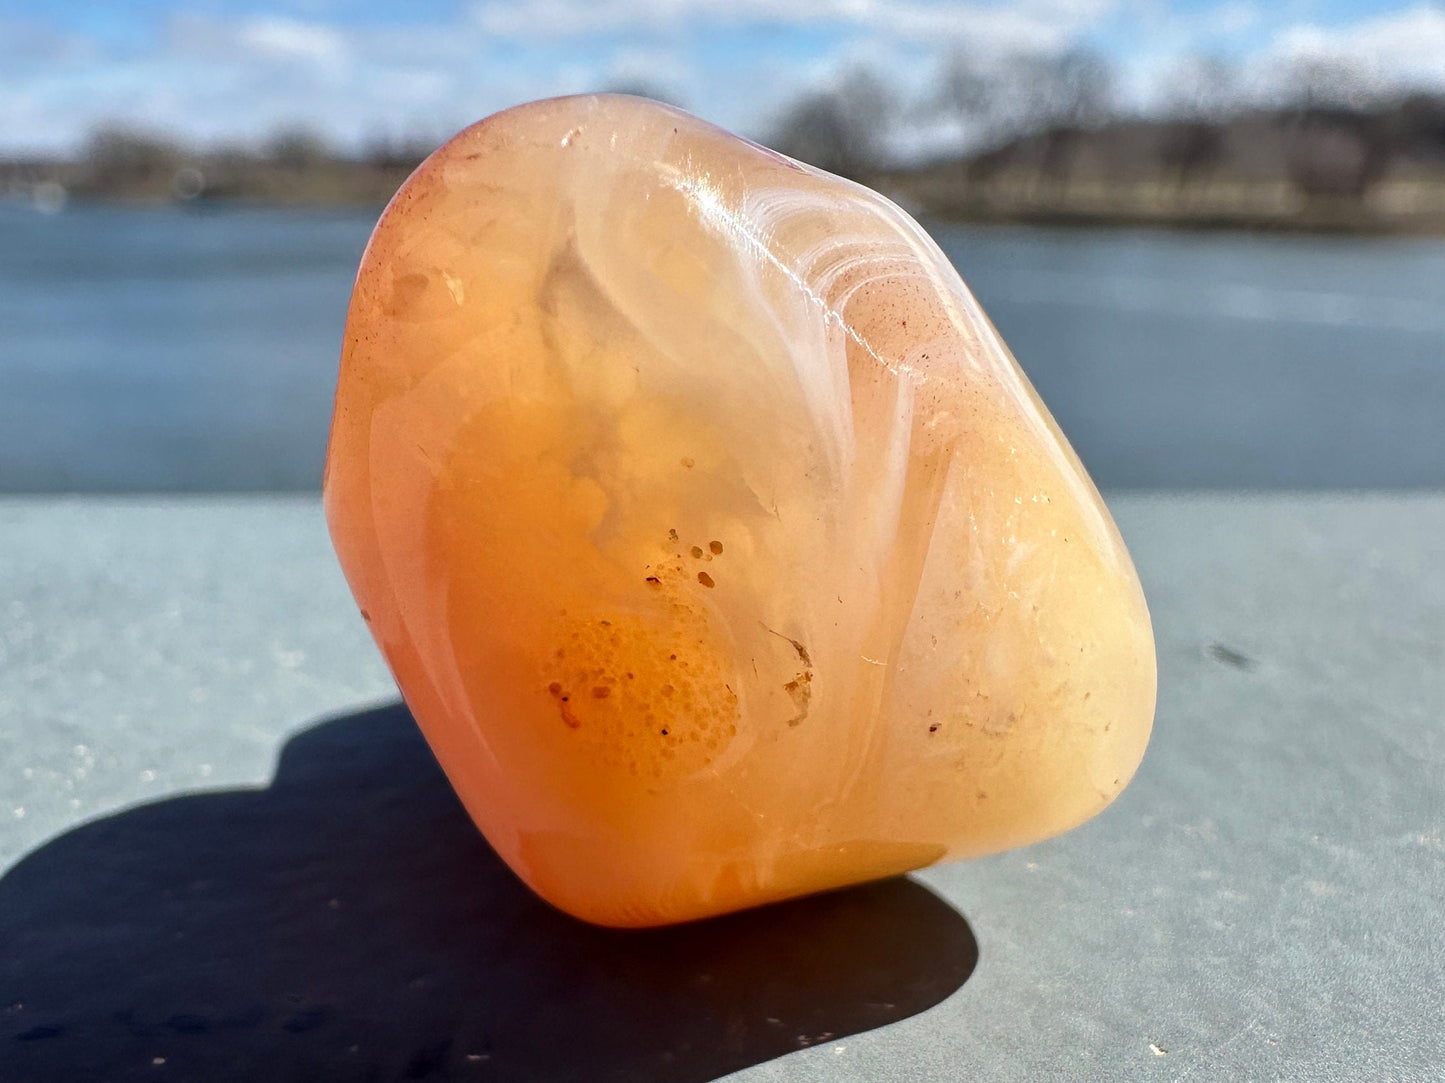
[1,703,978,1082]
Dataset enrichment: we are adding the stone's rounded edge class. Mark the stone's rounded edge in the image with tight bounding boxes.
[1087,510,1159,829]
[927,211,1160,845]
[1123,582,1159,793]
[533,881,766,932]
[797,148,1159,856]
[518,872,721,931]
[519,849,947,930]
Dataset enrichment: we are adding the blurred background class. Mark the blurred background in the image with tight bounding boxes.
[2,0,1443,492]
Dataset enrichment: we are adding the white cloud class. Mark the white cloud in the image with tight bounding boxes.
[4,0,1442,174]
[468,0,1116,49]
[238,17,347,64]
[1111,1,1445,116]
[1272,4,1445,90]
[23,0,1445,162]
[0,0,1128,156]
[1207,1,1259,37]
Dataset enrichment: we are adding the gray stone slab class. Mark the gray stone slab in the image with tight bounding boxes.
[0,496,394,874]
[2,494,1441,1080]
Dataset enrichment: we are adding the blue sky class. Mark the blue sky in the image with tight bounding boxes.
[3,1,1443,156]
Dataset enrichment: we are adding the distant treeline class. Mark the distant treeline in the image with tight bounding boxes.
[770,52,1445,232]
[0,129,432,208]
[5,54,1445,232]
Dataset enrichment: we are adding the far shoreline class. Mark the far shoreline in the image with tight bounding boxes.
[8,189,1444,240]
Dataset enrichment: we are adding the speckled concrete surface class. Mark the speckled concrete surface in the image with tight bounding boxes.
[0,496,395,873]
[2,494,1442,1081]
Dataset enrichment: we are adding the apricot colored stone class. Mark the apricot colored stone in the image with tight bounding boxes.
[324,94,1156,928]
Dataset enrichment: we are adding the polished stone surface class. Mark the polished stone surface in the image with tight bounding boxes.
[325,95,1155,926]
[1,494,1440,1080]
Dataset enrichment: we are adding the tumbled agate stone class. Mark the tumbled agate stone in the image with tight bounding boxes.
[324,94,1155,927]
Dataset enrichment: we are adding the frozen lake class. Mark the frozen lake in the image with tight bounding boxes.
[2,202,1442,491]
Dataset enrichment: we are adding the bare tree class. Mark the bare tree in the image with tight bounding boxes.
[1165,55,1237,122]
[930,51,1013,184]
[82,127,183,191]
[1033,48,1114,131]
[1026,49,1115,185]
[266,128,332,171]
[1391,93,1445,161]
[1159,56,1236,186]
[927,47,1117,190]
[934,49,993,132]
[1282,57,1391,203]
[360,133,435,171]
[1287,56,1376,112]
[769,69,895,178]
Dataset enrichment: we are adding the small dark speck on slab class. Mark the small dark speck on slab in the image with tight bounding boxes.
[166,1013,210,1035]
[16,1024,65,1041]
[405,1038,454,1078]
[281,1007,329,1034]
[1207,642,1256,670]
